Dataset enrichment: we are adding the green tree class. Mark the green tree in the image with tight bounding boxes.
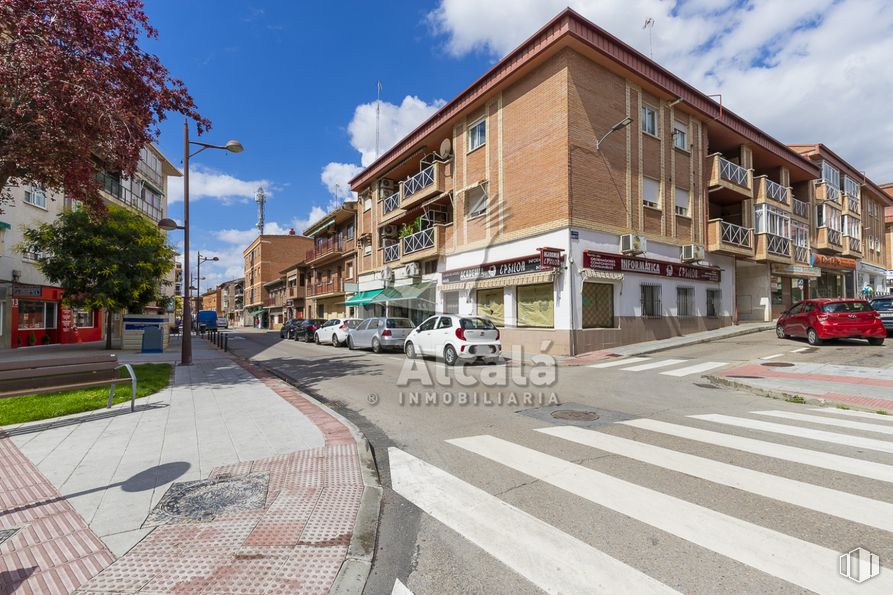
[20,205,175,349]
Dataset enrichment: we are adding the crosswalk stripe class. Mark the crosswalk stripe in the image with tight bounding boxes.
[388,447,678,594]
[536,426,893,533]
[620,359,687,372]
[391,578,413,595]
[446,436,893,595]
[689,414,893,454]
[754,410,893,436]
[620,418,893,484]
[588,357,649,368]
[760,353,785,360]
[790,347,811,353]
[810,408,893,422]
[659,362,727,377]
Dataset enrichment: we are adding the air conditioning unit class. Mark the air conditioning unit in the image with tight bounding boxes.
[378,179,396,192]
[381,266,394,283]
[381,225,399,237]
[681,244,705,263]
[620,234,646,255]
[405,262,421,277]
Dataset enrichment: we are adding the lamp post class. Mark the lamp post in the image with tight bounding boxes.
[196,251,218,312]
[159,121,243,365]
[595,116,633,150]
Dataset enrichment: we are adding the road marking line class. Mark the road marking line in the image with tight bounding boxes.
[620,359,687,372]
[391,578,414,595]
[588,357,649,368]
[810,408,893,422]
[620,418,893,484]
[754,410,893,436]
[689,414,893,454]
[760,353,785,360]
[536,426,893,533]
[388,447,677,595]
[446,436,893,595]
[659,362,727,377]
[790,347,811,353]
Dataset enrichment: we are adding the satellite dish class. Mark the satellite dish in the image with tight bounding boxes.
[438,138,452,159]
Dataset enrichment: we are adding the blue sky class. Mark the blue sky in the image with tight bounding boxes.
[145,1,893,287]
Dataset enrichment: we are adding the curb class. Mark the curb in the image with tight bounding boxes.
[606,324,775,358]
[705,373,884,413]
[222,341,382,595]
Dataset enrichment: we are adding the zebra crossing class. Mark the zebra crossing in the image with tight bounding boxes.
[588,356,729,376]
[389,407,893,594]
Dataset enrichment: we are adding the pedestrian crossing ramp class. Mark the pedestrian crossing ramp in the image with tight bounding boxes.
[588,356,730,377]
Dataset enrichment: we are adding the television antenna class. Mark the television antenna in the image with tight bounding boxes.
[643,18,655,60]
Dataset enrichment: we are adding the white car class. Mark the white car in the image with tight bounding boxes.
[315,318,360,346]
[404,315,501,365]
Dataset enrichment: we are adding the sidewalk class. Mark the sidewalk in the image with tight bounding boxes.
[0,340,378,593]
[708,361,893,412]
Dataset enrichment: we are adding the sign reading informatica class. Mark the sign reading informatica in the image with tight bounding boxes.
[583,251,722,282]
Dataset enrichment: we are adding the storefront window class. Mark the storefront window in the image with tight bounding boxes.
[18,301,57,329]
[75,310,94,328]
[443,291,460,315]
[582,283,614,328]
[706,289,722,317]
[640,284,661,317]
[771,276,784,306]
[791,278,806,303]
[517,284,554,327]
[676,287,694,316]
[476,288,504,326]
[815,272,843,298]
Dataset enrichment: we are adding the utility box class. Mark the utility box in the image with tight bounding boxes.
[123,314,169,351]
[141,326,164,354]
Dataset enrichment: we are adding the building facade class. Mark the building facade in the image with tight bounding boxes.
[219,277,244,326]
[243,232,313,327]
[281,264,307,320]
[201,287,221,314]
[303,203,357,320]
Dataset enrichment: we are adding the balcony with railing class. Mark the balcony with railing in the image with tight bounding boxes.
[707,154,752,200]
[400,161,447,209]
[136,158,164,191]
[307,278,344,297]
[755,176,790,206]
[843,235,862,257]
[844,192,861,215]
[400,225,448,263]
[814,181,841,206]
[383,242,400,263]
[380,191,404,224]
[96,171,164,222]
[815,227,843,253]
[792,198,809,220]
[707,219,754,257]
[755,233,791,263]
[793,245,809,264]
[305,236,352,266]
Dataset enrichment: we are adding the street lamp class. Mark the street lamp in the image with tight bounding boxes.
[196,251,218,311]
[158,121,243,365]
[595,116,633,150]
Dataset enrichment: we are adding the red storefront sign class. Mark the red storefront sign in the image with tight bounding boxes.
[583,250,722,282]
[538,247,563,270]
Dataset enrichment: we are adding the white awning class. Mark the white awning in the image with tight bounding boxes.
[441,270,555,292]
[581,269,624,281]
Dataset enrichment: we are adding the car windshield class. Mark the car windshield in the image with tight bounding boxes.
[386,318,413,328]
[460,317,496,330]
[871,299,893,311]
[821,301,872,313]
[347,320,361,328]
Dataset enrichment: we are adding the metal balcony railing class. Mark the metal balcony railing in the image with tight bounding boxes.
[846,194,860,213]
[307,279,343,296]
[819,182,841,204]
[403,165,435,198]
[793,245,809,262]
[383,243,400,263]
[402,227,435,255]
[136,159,163,189]
[382,191,400,215]
[766,234,791,256]
[719,157,749,187]
[96,171,164,222]
[847,237,861,252]
[719,221,753,249]
[306,237,343,261]
[792,198,808,219]
[763,178,788,204]
[826,228,842,245]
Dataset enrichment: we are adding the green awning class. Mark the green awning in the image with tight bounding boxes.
[0,221,10,230]
[344,289,384,306]
[370,282,434,304]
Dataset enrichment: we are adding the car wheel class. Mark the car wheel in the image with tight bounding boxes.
[775,325,788,340]
[405,342,416,359]
[348,337,355,350]
[332,335,340,347]
[372,338,382,354]
[807,327,823,346]
[444,344,458,366]
[314,333,320,344]
[868,337,885,346]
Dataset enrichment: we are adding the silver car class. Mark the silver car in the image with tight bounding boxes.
[348,317,414,353]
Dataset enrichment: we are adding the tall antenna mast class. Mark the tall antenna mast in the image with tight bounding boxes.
[643,18,655,60]
[255,186,266,235]
[375,80,382,159]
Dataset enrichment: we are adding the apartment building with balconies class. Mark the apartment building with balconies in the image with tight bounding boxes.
[243,231,313,327]
[262,276,288,329]
[281,263,308,320]
[303,202,357,320]
[218,277,244,326]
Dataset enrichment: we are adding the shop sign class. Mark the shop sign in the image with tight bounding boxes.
[61,308,72,331]
[811,254,857,270]
[442,254,544,284]
[12,284,42,297]
[583,251,721,282]
[286,299,294,307]
[770,264,822,278]
[538,247,563,270]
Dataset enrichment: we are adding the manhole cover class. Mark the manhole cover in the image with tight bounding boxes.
[761,362,795,367]
[551,410,599,421]
[144,473,268,526]
[0,527,22,546]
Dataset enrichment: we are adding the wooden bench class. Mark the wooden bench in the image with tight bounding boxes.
[0,354,138,412]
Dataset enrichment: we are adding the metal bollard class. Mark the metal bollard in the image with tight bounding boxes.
[224,334,229,352]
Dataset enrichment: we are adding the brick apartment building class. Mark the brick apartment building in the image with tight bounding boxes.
[303,202,358,319]
[219,277,244,327]
[243,232,313,327]
[281,263,308,320]
[346,8,891,356]
[200,287,221,314]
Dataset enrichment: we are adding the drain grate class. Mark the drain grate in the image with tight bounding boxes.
[551,410,599,421]
[0,527,22,546]
[144,472,269,526]
[761,362,795,367]
[519,402,633,428]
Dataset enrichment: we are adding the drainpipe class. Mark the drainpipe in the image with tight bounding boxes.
[568,228,577,356]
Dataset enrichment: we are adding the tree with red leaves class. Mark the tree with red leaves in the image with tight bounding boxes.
[0,0,210,209]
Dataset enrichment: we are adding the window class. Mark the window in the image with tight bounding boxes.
[706,289,722,317]
[476,288,504,326]
[346,262,354,279]
[347,225,354,240]
[842,215,861,238]
[364,244,372,256]
[443,291,459,314]
[815,204,841,231]
[674,187,689,216]
[517,284,554,328]
[387,318,413,328]
[466,185,488,218]
[18,301,57,329]
[363,197,372,212]
[582,283,614,328]
[641,105,658,136]
[417,317,437,332]
[672,121,688,150]
[821,161,840,189]
[753,204,790,237]
[74,310,94,328]
[468,118,486,151]
[643,177,661,209]
[677,287,694,316]
[460,317,496,330]
[435,316,452,329]
[641,284,661,317]
[843,176,860,199]
[24,185,47,209]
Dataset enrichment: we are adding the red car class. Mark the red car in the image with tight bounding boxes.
[776,299,886,346]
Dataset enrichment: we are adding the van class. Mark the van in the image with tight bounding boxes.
[196,310,218,331]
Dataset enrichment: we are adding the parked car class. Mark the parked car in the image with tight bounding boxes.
[775,299,886,346]
[315,318,360,346]
[196,310,218,332]
[348,317,413,353]
[404,315,501,365]
[216,317,228,329]
[279,318,302,339]
[293,319,322,342]
[870,296,893,334]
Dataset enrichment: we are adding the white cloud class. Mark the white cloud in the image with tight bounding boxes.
[321,162,362,201]
[213,221,295,245]
[427,0,893,181]
[347,95,446,167]
[168,164,271,204]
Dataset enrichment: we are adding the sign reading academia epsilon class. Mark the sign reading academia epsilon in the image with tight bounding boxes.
[441,254,546,284]
[583,250,722,282]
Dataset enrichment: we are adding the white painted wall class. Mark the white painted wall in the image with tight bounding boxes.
[735,261,771,321]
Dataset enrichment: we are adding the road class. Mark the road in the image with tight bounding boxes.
[226,329,892,594]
